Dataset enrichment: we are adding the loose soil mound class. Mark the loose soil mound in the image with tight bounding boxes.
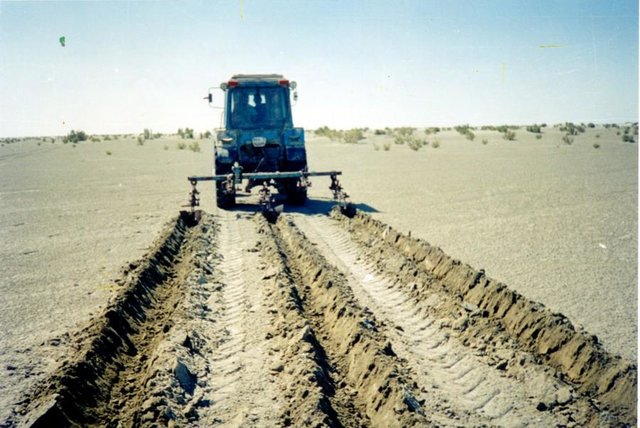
[331,208,637,425]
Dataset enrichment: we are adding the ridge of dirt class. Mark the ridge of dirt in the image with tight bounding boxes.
[4,211,201,427]
[269,215,430,427]
[255,214,344,427]
[331,208,637,425]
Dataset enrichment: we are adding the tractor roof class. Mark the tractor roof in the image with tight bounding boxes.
[230,74,285,83]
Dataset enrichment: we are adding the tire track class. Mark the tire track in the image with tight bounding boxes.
[196,211,279,426]
[291,213,592,426]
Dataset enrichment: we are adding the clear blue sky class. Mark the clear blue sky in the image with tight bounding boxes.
[0,0,637,137]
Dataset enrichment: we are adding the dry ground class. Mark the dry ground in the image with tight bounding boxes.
[0,126,636,426]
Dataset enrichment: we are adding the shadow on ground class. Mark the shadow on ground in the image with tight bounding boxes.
[227,195,379,216]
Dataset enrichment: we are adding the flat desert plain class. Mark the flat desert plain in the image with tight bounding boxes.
[0,125,636,426]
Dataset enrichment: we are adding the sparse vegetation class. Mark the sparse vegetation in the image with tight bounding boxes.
[63,130,88,144]
[407,137,426,151]
[315,126,343,141]
[482,139,488,145]
[454,124,475,140]
[526,124,543,133]
[178,128,194,139]
[382,143,391,151]
[593,143,600,149]
[535,134,542,140]
[431,139,440,148]
[559,122,585,135]
[189,141,201,152]
[177,142,187,150]
[502,130,516,141]
[374,129,386,135]
[622,134,635,143]
[424,127,440,135]
[137,135,145,146]
[392,127,416,137]
[106,150,112,155]
[562,134,574,145]
[342,129,365,144]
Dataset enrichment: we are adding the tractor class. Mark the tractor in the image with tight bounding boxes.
[186,74,352,220]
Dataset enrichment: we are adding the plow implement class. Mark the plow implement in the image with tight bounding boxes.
[186,167,354,221]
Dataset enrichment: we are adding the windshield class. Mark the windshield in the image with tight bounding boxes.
[228,87,289,130]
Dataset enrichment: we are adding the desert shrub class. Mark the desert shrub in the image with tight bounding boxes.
[559,122,585,135]
[382,143,391,151]
[425,127,440,135]
[431,139,440,148]
[143,128,151,140]
[106,150,112,155]
[63,130,87,144]
[189,141,201,152]
[593,143,600,149]
[342,128,365,144]
[137,135,145,145]
[177,142,187,150]
[204,130,212,139]
[393,127,415,137]
[482,139,488,145]
[315,126,343,141]
[394,135,406,145]
[622,134,635,143]
[502,130,516,141]
[526,124,542,133]
[178,128,194,139]
[407,137,426,151]
[535,134,542,140]
[90,136,100,142]
[587,123,595,128]
[164,145,169,150]
[595,134,600,138]
[562,134,574,145]
[373,129,386,135]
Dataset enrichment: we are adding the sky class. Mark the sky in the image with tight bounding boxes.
[0,0,637,137]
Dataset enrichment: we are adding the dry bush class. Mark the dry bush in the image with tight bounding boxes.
[189,141,201,152]
[177,142,187,150]
[342,129,365,144]
[562,134,574,145]
[502,130,516,141]
[593,143,600,149]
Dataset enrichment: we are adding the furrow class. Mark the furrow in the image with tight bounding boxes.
[292,213,596,426]
[269,215,430,427]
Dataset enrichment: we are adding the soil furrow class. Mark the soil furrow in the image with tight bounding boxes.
[330,208,637,426]
[293,213,576,426]
[194,211,279,426]
[270,215,430,427]
[7,212,200,427]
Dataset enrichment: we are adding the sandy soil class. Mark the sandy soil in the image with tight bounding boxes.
[0,127,636,425]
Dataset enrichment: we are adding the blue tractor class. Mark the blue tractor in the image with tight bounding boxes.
[187,74,351,220]
[214,74,308,208]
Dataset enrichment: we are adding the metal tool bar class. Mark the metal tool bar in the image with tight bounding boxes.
[188,170,342,183]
